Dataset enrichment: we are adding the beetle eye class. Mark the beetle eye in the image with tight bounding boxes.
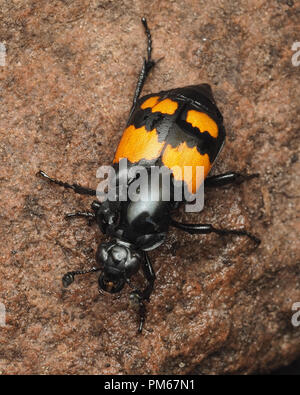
[96,244,108,268]
[125,254,141,277]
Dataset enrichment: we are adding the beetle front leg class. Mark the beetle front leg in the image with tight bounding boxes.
[140,252,156,301]
[129,252,156,333]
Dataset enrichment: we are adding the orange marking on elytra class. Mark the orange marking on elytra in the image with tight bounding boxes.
[151,98,178,115]
[113,125,164,164]
[141,96,160,109]
[186,110,218,138]
[162,142,211,194]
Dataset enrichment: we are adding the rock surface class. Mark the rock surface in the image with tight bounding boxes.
[0,0,299,374]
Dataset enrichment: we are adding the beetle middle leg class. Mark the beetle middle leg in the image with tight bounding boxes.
[205,172,259,188]
[37,170,96,196]
[65,211,96,226]
[170,219,260,245]
[65,211,95,219]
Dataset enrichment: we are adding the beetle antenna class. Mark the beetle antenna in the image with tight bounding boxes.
[62,267,101,287]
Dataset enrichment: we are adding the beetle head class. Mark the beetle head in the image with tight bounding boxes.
[96,240,143,293]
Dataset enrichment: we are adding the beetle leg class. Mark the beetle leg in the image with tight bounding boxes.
[128,17,155,119]
[37,170,96,196]
[130,292,147,334]
[128,252,156,333]
[205,172,259,188]
[170,219,260,245]
[65,211,95,219]
[65,211,96,226]
[141,252,156,301]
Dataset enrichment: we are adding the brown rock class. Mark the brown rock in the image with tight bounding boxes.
[0,0,299,374]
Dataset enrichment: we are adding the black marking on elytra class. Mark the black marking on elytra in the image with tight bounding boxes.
[127,97,225,163]
[162,84,223,123]
[130,107,169,132]
[159,120,220,163]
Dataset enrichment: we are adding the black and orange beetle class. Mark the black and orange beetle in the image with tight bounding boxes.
[37,18,260,332]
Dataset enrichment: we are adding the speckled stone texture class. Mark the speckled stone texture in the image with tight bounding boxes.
[0,0,299,375]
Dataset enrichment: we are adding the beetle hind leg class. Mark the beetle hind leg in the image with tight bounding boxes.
[205,172,259,188]
[170,219,261,246]
[128,17,156,119]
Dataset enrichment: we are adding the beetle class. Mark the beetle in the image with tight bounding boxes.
[37,18,260,332]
